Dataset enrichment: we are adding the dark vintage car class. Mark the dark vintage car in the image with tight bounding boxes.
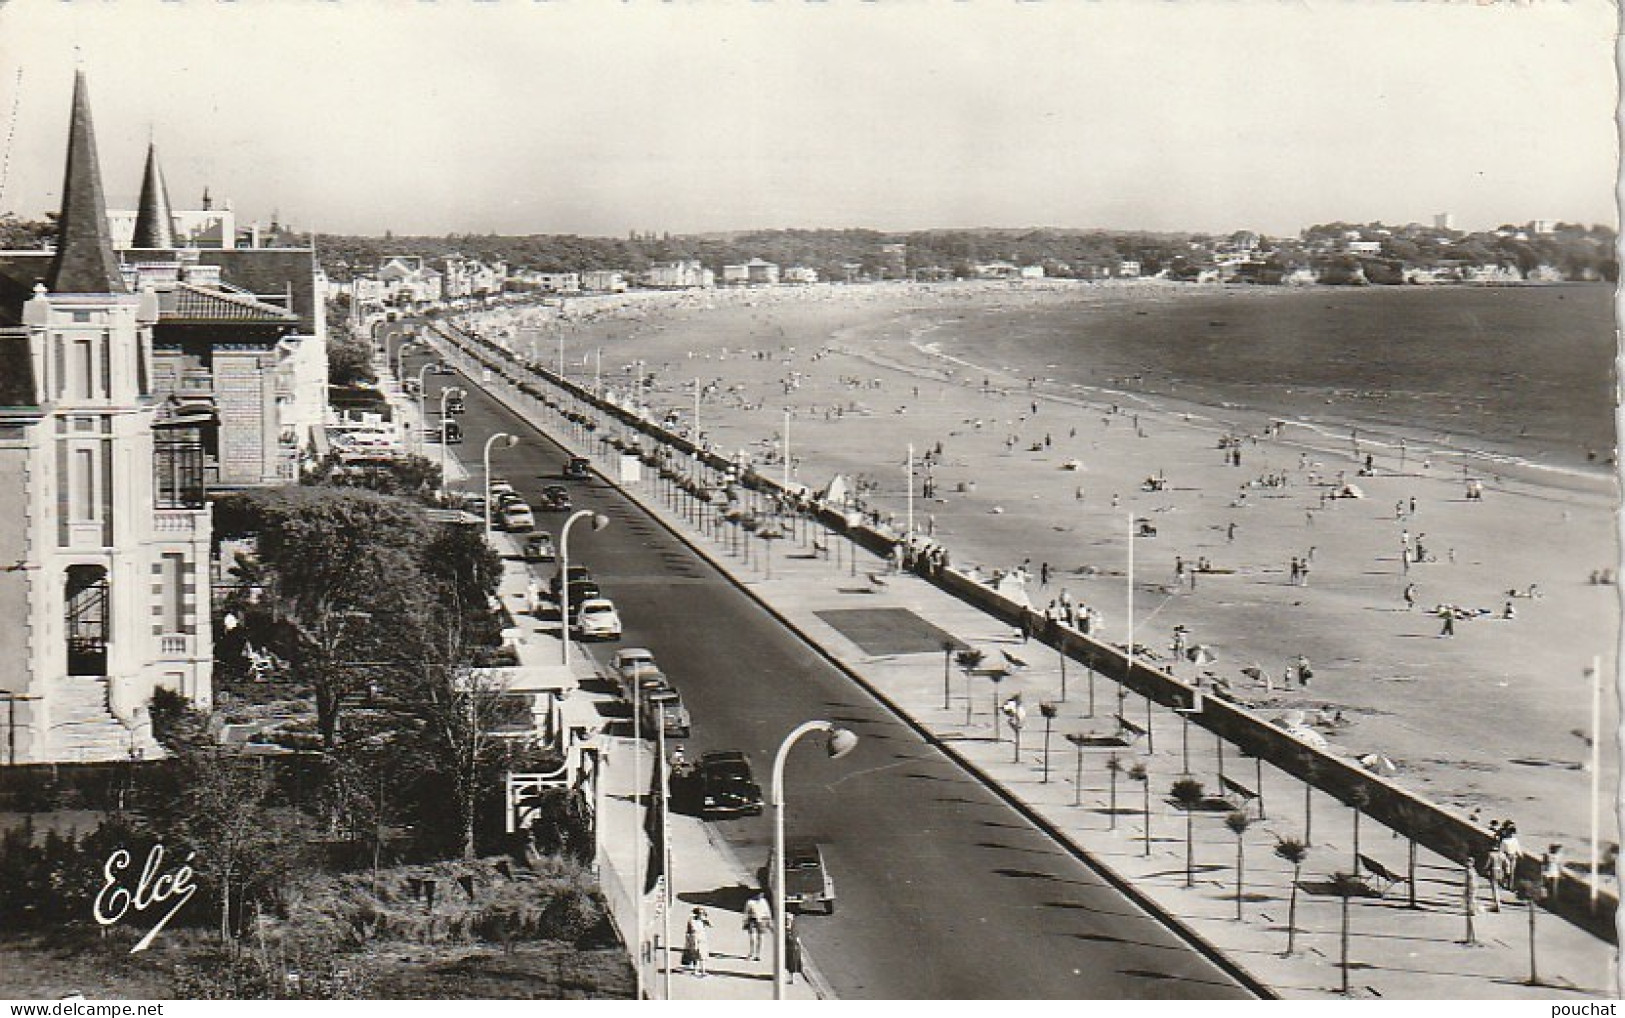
[537,484,573,512]
[521,531,556,562]
[563,456,592,481]
[761,839,836,915]
[695,750,763,820]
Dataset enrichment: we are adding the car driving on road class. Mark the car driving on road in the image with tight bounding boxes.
[499,502,535,532]
[695,750,764,820]
[762,839,836,915]
[638,687,691,739]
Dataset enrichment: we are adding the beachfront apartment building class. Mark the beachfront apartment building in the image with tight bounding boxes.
[582,270,627,292]
[0,73,214,764]
[643,260,713,289]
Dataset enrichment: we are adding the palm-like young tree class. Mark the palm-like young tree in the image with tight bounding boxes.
[1171,778,1206,887]
[1106,753,1123,829]
[1129,762,1150,856]
[1273,837,1309,956]
[1348,786,1371,873]
[1225,810,1253,920]
[1517,878,1548,986]
[1327,870,1366,995]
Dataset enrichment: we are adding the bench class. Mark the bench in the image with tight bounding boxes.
[1357,854,1409,896]
[1220,774,1260,816]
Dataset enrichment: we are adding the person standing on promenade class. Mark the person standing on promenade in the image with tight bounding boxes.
[684,907,712,977]
[784,913,805,985]
[743,891,772,962]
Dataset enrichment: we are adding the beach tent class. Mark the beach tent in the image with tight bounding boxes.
[994,572,1033,609]
[820,474,850,504]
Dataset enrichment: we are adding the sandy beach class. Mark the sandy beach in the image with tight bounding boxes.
[458,280,1621,873]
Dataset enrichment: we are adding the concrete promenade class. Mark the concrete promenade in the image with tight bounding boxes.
[425,337,1622,1001]
[402,367,823,1001]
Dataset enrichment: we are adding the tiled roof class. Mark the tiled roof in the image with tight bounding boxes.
[47,73,127,295]
[132,143,177,249]
[0,329,39,409]
[0,253,50,327]
[161,281,299,324]
[195,249,318,331]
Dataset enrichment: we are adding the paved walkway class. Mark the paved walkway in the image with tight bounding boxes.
[427,336,1622,1001]
[406,367,822,1001]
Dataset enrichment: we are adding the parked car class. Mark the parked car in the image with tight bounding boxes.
[537,484,573,512]
[521,532,556,562]
[761,839,836,915]
[445,394,465,414]
[560,579,601,610]
[429,362,455,375]
[563,456,592,481]
[620,670,673,708]
[696,750,764,820]
[573,598,623,640]
[441,419,463,445]
[550,565,594,598]
[612,648,660,687]
[500,502,535,532]
[638,687,691,739]
[488,479,516,500]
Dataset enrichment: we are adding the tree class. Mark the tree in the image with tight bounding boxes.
[1106,753,1122,829]
[1274,837,1309,955]
[1326,870,1366,995]
[1517,878,1547,985]
[1348,786,1371,873]
[1129,762,1151,857]
[151,701,310,944]
[1226,810,1253,920]
[227,487,434,749]
[1171,778,1206,887]
[327,332,377,387]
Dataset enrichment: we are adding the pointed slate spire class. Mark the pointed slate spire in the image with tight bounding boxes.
[132,142,176,249]
[47,71,126,295]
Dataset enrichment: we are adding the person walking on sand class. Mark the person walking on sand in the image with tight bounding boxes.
[743,891,772,962]
[1439,609,1455,638]
[1295,655,1313,687]
[684,907,712,977]
[1227,521,1236,544]
[1403,583,1417,610]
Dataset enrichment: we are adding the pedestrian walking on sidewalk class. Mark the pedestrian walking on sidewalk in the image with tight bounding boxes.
[784,913,805,985]
[683,908,712,977]
[743,891,772,962]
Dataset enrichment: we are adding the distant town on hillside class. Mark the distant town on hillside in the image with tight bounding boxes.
[2,211,1616,288]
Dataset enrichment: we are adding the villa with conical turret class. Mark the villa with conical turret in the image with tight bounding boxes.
[0,74,215,763]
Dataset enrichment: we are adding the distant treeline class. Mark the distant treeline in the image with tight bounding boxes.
[2,212,1614,283]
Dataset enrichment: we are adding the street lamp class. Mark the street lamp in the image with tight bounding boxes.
[483,432,519,539]
[438,386,466,485]
[558,510,610,668]
[414,362,437,454]
[772,721,858,1000]
[393,337,420,383]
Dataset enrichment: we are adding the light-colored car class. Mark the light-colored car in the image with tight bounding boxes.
[573,598,622,640]
[613,648,659,686]
[522,532,556,562]
[500,502,535,531]
[639,687,691,739]
[763,839,836,915]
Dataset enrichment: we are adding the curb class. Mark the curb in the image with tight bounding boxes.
[431,325,1280,998]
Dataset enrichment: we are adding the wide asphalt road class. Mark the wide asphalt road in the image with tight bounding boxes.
[396,332,1253,1000]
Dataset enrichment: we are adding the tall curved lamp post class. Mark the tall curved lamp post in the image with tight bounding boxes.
[438,386,466,485]
[772,721,858,999]
[482,432,518,539]
[413,362,437,454]
[393,337,419,384]
[559,510,610,667]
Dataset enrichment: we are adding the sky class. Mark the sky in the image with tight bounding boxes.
[0,0,1617,239]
